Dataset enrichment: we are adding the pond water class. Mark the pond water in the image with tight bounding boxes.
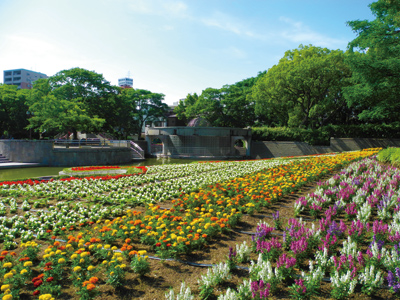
[0,158,204,181]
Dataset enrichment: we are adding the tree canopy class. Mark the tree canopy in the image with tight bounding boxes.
[175,73,265,128]
[253,45,352,128]
[344,0,400,122]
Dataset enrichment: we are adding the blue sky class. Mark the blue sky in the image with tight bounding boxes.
[0,0,375,105]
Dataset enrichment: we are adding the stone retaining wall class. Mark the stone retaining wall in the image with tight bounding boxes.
[0,140,132,166]
[251,138,400,159]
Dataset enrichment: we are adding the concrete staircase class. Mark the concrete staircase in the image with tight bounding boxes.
[0,154,10,163]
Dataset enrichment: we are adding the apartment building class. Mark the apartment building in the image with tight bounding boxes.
[3,69,48,89]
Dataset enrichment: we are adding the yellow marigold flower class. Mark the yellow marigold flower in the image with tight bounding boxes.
[38,294,54,300]
[111,246,118,250]
[2,263,12,268]
[58,258,65,264]
[66,244,72,248]
[2,294,12,300]
[89,245,95,250]
[73,266,81,272]
[71,254,78,260]
[23,261,32,267]
[49,251,55,256]
[55,250,62,255]
[102,260,108,265]
[78,243,84,248]
[20,269,28,275]
[104,245,110,249]
[79,259,85,264]
[80,252,87,258]
[43,254,50,259]
[1,285,10,292]
[10,270,16,275]
[117,257,123,262]
[138,250,147,256]
[97,244,103,249]
[110,271,114,276]
[120,264,126,269]
[44,248,51,254]
[87,265,95,271]
[3,272,12,279]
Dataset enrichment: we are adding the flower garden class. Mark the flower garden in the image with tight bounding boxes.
[1,148,399,299]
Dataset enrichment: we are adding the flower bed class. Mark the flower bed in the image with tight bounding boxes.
[0,149,382,299]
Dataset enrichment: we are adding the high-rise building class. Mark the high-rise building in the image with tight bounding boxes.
[3,69,48,89]
[118,77,133,89]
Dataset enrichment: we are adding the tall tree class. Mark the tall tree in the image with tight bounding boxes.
[27,68,117,139]
[131,89,168,139]
[253,45,352,128]
[345,0,400,122]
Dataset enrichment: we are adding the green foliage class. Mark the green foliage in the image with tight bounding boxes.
[253,122,400,145]
[0,84,31,138]
[345,0,400,123]
[253,45,352,129]
[377,147,400,166]
[175,73,265,128]
[251,127,330,145]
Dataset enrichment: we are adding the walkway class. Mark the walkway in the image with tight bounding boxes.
[0,162,41,169]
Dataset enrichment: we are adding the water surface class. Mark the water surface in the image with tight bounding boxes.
[0,158,206,181]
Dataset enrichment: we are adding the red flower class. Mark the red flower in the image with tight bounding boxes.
[166,243,171,247]
[34,280,43,287]
[33,290,40,296]
[155,242,161,247]
[46,277,54,282]
[45,262,52,267]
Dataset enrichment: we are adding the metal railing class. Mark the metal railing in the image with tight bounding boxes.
[165,146,233,157]
[54,139,130,148]
[130,141,145,159]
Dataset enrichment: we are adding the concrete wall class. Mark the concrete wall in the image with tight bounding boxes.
[251,138,400,159]
[0,140,132,166]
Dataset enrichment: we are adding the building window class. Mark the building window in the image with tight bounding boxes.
[13,71,21,75]
[4,71,11,76]
[13,77,21,81]
[4,78,11,82]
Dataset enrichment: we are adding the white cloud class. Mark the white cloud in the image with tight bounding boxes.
[128,0,188,17]
[201,11,264,40]
[278,17,347,48]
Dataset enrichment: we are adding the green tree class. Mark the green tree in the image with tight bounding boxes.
[0,84,31,139]
[27,68,118,139]
[253,45,352,128]
[131,89,168,139]
[175,74,264,128]
[345,0,400,122]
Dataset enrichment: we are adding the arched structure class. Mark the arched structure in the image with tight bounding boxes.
[145,127,252,158]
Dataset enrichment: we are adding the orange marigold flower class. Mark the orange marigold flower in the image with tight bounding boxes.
[89,277,99,284]
[125,238,131,244]
[87,283,96,291]
[82,280,90,287]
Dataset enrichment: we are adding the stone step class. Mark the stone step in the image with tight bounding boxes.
[0,154,10,163]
